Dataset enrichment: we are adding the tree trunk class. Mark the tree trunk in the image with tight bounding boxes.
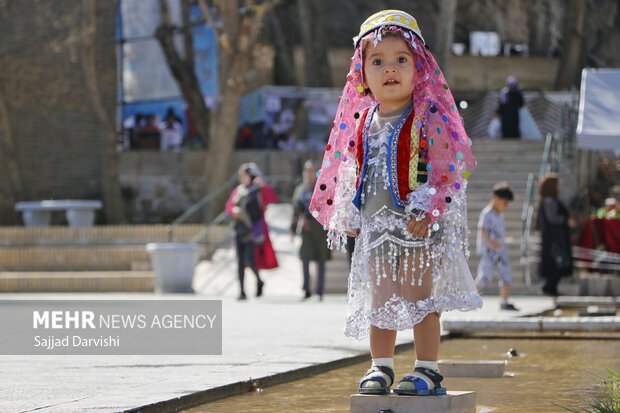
[156,0,211,148]
[269,5,297,85]
[0,78,26,203]
[555,0,587,89]
[297,0,331,87]
[435,0,457,77]
[203,2,270,221]
[180,0,195,73]
[82,0,126,223]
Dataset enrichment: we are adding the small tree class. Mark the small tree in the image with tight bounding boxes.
[0,79,26,205]
[82,0,126,223]
[555,0,587,89]
[157,0,271,219]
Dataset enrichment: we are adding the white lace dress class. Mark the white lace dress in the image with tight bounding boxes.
[345,110,482,340]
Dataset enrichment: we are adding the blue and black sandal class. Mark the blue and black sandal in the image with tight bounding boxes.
[393,367,447,396]
[358,365,395,395]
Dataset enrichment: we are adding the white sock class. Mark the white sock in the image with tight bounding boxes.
[415,359,439,372]
[372,357,394,370]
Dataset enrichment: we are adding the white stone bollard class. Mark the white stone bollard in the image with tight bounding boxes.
[146,243,200,293]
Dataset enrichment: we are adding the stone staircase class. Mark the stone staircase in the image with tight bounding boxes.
[0,224,227,292]
[466,139,544,290]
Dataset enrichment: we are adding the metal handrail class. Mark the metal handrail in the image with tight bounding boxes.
[166,174,238,242]
[520,93,580,284]
[520,132,556,286]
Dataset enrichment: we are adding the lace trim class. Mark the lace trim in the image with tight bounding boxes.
[344,291,483,340]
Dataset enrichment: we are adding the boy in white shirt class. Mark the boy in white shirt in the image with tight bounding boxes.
[476,181,519,311]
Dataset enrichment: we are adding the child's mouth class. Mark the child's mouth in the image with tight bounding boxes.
[384,79,400,86]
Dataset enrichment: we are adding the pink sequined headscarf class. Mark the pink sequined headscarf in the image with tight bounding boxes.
[309,10,476,242]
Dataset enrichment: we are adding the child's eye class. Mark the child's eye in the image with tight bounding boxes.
[397,56,408,63]
[372,59,383,65]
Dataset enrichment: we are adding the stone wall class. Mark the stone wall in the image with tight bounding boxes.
[118,150,322,223]
[0,1,116,225]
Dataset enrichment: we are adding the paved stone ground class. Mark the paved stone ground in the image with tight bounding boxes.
[0,204,556,413]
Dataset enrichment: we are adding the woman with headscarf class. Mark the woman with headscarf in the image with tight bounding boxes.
[226,162,279,300]
[537,173,573,296]
[497,75,525,138]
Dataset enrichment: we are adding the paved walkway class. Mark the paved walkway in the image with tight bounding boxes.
[0,204,556,412]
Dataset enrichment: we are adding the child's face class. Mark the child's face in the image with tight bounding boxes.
[492,196,510,213]
[362,36,415,113]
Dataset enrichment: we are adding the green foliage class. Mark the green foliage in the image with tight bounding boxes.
[558,368,620,413]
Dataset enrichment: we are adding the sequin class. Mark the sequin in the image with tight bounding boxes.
[428,187,437,195]
[416,61,423,69]
[354,112,360,119]
[319,184,327,191]
[443,84,449,89]
[432,209,440,217]
[419,140,427,148]
[349,140,355,147]
[436,127,442,134]
[454,182,461,190]
[429,138,434,146]
[456,152,463,160]
[435,69,440,75]
[326,199,333,206]
[462,170,471,178]
[445,196,452,203]
[311,210,319,218]
[451,131,458,139]
[335,151,341,158]
[442,115,448,122]
[430,105,437,113]
[449,164,455,171]
[432,223,440,231]
[355,63,361,70]
[426,164,432,171]
[326,144,332,151]
[342,156,348,162]
[324,160,331,167]
[339,122,346,130]
[316,170,321,178]
[357,85,365,93]
[441,175,448,183]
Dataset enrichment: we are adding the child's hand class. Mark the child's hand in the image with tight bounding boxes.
[407,215,431,237]
[489,240,501,250]
[345,229,360,238]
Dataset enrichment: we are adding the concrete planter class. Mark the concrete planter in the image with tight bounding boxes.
[146,243,200,293]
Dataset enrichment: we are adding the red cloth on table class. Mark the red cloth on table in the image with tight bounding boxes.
[577,218,620,253]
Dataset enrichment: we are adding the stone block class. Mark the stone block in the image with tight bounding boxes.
[350,391,476,413]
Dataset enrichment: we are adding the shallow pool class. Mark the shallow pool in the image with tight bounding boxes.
[182,337,620,413]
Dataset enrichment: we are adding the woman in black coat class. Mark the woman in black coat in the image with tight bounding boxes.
[537,173,573,296]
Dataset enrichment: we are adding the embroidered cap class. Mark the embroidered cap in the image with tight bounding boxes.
[353,9,425,48]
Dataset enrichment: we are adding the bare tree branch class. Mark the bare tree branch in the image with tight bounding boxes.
[156,0,211,148]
